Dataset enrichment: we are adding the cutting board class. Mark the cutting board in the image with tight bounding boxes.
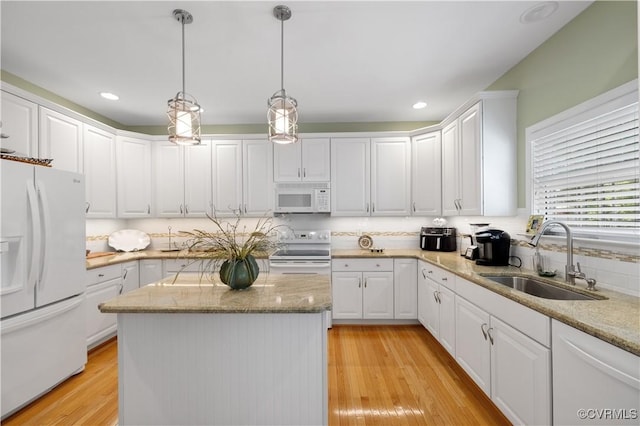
[86,252,116,259]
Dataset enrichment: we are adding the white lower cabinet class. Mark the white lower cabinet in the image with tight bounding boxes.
[393,259,417,319]
[332,259,394,320]
[139,259,163,286]
[552,319,640,426]
[121,261,140,294]
[418,261,456,356]
[454,295,551,425]
[85,264,121,348]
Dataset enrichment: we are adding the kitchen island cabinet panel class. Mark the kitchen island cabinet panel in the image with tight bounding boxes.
[100,274,330,425]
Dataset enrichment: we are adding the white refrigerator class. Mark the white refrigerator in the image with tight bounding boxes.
[1,160,87,418]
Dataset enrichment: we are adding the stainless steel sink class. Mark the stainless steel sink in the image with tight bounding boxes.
[481,275,599,301]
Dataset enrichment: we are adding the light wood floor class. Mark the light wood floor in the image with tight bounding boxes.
[3,325,509,426]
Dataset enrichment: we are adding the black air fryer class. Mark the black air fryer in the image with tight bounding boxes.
[420,227,457,252]
[474,228,511,266]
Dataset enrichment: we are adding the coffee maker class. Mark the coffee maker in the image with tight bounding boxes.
[474,228,511,266]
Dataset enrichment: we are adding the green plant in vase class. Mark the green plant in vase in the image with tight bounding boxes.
[176,213,284,290]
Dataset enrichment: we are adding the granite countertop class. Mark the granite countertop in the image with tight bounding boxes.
[86,249,270,270]
[335,249,640,356]
[88,249,640,356]
[99,273,331,314]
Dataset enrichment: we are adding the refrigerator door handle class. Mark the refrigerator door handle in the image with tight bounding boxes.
[36,180,52,288]
[26,180,42,289]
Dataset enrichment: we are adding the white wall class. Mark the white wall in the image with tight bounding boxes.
[87,210,639,296]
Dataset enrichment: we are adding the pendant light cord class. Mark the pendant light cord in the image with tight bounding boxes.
[181,16,186,94]
[280,15,284,91]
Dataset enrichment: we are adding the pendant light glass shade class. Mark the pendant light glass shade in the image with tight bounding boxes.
[168,92,201,145]
[167,9,201,146]
[268,89,298,144]
[268,5,298,144]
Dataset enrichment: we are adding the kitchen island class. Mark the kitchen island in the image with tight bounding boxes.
[99,273,331,426]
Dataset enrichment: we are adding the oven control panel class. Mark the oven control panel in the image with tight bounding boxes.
[280,230,331,243]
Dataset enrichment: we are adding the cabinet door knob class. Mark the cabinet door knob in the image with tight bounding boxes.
[85,202,90,213]
[412,202,416,212]
[147,204,151,214]
[358,278,361,288]
[487,327,494,345]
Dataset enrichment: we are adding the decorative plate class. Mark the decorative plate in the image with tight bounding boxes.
[358,234,373,249]
[108,229,151,252]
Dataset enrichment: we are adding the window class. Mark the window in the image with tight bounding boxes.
[528,81,639,241]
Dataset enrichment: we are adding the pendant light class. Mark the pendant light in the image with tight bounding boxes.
[167,9,201,145]
[267,5,299,144]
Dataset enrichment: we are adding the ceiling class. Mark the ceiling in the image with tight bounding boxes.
[1,1,592,128]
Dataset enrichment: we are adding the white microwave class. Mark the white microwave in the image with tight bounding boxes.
[274,183,330,214]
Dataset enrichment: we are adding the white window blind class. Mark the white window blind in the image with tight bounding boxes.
[531,92,639,239]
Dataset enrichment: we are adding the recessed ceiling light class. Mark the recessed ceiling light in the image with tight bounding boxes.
[100,92,119,101]
[520,1,559,24]
[413,101,427,110]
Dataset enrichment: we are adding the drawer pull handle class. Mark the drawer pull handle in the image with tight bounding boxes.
[98,273,104,277]
[480,323,489,340]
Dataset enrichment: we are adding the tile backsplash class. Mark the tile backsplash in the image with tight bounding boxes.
[86,209,639,296]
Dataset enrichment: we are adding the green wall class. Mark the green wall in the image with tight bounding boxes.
[487,0,638,208]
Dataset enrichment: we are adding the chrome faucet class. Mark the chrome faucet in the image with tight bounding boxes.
[528,220,596,289]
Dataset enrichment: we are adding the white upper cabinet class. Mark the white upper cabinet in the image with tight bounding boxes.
[83,124,116,218]
[441,93,517,216]
[411,131,442,216]
[153,140,212,218]
[183,141,213,217]
[331,137,410,216]
[0,91,38,157]
[116,136,152,217]
[153,141,184,217]
[243,139,273,216]
[274,138,330,182]
[371,137,411,216]
[331,138,370,216]
[39,107,83,173]
[212,139,273,217]
[211,140,242,216]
